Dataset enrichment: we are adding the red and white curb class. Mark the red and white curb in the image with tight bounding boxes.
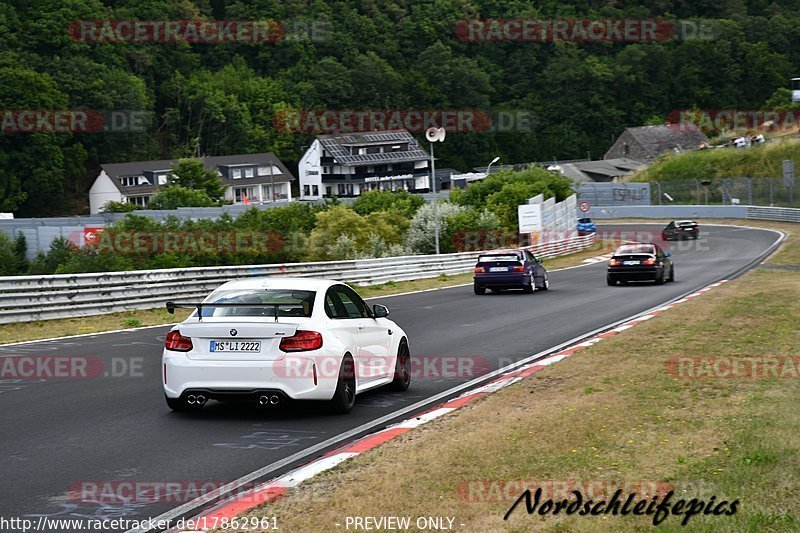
[582,252,614,264]
[172,280,729,532]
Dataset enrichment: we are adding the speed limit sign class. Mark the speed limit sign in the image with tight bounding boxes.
[579,201,590,213]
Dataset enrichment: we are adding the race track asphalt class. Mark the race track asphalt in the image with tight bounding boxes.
[0,224,781,531]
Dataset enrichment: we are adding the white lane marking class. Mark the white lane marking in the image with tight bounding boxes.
[393,408,455,429]
[275,452,358,487]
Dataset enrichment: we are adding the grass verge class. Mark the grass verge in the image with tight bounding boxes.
[0,240,611,344]
[229,221,800,533]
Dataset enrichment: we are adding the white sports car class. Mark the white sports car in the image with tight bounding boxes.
[162,277,411,414]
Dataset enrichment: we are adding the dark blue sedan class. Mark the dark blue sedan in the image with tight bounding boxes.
[473,249,549,295]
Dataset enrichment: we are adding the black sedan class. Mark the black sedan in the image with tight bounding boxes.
[473,249,549,294]
[607,243,674,285]
[662,220,699,240]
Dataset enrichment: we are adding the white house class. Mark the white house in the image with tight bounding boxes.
[298,130,432,200]
[89,153,295,213]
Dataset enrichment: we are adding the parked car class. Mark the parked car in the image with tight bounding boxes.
[162,278,410,414]
[607,243,674,285]
[473,249,549,294]
[577,217,597,235]
[662,220,699,240]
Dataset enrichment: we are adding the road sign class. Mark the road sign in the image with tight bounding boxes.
[783,160,794,188]
[518,203,542,233]
[579,201,590,213]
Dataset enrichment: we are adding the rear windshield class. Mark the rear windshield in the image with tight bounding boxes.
[478,254,521,262]
[197,289,316,318]
[615,244,655,255]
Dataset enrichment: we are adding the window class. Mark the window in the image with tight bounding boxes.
[358,147,367,155]
[157,175,167,185]
[367,166,374,172]
[303,185,310,196]
[201,289,315,318]
[338,184,346,195]
[323,166,332,174]
[325,286,370,319]
[127,195,150,207]
[231,168,242,179]
[244,167,254,178]
[312,185,319,196]
[233,187,254,202]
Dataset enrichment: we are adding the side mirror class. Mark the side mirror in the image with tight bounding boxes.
[373,304,389,318]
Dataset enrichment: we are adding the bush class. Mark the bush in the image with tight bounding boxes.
[147,185,216,210]
[306,205,411,261]
[450,166,574,211]
[101,201,140,213]
[28,237,78,275]
[352,190,425,219]
[405,201,466,254]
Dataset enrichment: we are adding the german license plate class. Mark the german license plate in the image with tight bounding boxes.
[489,267,509,272]
[623,260,640,265]
[210,340,261,352]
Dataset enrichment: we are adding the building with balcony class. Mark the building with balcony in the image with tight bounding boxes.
[88,153,294,213]
[297,130,432,199]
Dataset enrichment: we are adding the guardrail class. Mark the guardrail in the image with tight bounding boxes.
[0,234,596,324]
[745,205,800,222]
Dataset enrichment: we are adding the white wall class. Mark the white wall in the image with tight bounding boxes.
[298,139,323,199]
[89,171,123,213]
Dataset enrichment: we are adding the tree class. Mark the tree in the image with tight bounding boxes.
[147,185,216,210]
[167,159,226,201]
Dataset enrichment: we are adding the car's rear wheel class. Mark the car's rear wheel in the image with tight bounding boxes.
[523,274,534,293]
[473,284,486,295]
[390,339,411,391]
[669,265,675,282]
[329,356,356,414]
[606,275,616,286]
[655,268,665,285]
[539,272,549,291]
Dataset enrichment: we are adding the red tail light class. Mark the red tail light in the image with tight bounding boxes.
[608,259,620,266]
[280,331,323,352]
[165,330,193,352]
[643,258,656,265]
[474,266,485,273]
[512,265,525,272]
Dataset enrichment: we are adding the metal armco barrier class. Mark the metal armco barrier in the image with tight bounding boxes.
[0,234,596,324]
[746,206,800,222]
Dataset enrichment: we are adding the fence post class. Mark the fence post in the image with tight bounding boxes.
[747,177,753,205]
[694,179,700,205]
[655,181,662,205]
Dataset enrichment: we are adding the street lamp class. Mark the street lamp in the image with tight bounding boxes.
[486,156,500,176]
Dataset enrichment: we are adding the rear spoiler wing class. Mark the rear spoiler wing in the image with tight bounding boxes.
[165,301,304,322]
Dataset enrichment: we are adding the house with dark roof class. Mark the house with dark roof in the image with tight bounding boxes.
[88,153,294,213]
[556,158,647,183]
[604,125,709,163]
[297,130,431,199]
